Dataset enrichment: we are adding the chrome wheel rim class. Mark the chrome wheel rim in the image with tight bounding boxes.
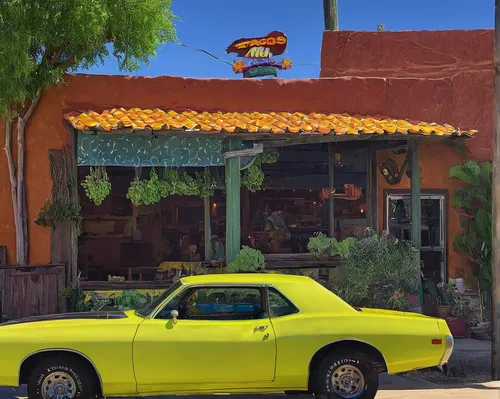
[41,371,77,399]
[331,364,365,398]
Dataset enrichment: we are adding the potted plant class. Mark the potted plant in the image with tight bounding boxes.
[436,284,456,319]
[227,246,265,273]
[447,293,471,338]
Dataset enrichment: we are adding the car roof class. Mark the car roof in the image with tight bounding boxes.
[180,273,313,286]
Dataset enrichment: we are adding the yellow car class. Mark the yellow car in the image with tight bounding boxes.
[0,274,453,399]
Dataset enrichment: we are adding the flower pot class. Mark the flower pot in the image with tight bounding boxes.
[437,305,452,319]
[446,317,469,338]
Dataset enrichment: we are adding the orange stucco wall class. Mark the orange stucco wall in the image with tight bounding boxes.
[322,29,493,278]
[0,29,494,269]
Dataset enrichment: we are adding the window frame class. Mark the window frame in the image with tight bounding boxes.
[153,283,269,321]
[266,285,301,318]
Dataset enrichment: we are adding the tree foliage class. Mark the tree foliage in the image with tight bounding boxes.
[0,0,178,118]
[449,161,492,290]
[0,0,177,264]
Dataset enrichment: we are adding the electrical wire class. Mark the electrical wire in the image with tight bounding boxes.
[177,43,233,66]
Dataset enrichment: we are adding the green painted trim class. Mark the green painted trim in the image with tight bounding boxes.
[225,139,242,264]
[409,140,423,311]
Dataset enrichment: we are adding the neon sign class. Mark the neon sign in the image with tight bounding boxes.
[227,31,292,78]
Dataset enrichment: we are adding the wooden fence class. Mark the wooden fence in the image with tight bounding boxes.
[0,264,67,321]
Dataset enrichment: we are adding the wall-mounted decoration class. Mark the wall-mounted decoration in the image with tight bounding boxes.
[379,158,401,185]
[227,31,292,78]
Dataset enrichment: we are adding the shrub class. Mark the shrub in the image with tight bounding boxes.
[327,235,419,310]
[227,246,265,273]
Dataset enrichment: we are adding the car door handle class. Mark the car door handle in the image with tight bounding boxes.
[255,325,268,331]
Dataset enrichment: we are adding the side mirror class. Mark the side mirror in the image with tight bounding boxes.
[170,309,179,324]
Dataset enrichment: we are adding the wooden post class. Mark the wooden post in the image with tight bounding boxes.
[225,139,241,264]
[492,0,500,380]
[204,196,211,261]
[366,142,379,231]
[328,143,335,238]
[409,139,423,312]
[370,143,379,232]
[323,0,339,30]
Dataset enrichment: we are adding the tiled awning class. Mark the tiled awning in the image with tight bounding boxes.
[65,107,476,137]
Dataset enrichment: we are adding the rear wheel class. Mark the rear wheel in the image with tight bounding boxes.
[27,355,98,399]
[313,350,378,399]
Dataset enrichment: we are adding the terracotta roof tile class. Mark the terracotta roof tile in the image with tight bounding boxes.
[65,107,476,137]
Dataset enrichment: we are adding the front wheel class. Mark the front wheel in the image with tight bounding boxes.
[27,355,98,399]
[313,350,378,399]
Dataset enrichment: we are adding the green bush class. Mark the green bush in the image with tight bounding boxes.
[227,246,265,273]
[320,234,419,310]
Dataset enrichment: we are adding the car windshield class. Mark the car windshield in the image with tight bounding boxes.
[135,280,183,318]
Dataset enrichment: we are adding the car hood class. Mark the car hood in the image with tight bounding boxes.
[0,311,128,327]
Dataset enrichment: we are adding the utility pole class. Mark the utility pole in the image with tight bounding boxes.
[323,0,338,238]
[323,0,338,30]
[493,0,500,381]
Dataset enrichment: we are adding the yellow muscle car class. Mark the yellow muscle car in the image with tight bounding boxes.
[0,274,453,399]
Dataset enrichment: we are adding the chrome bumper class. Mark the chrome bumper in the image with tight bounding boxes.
[439,335,454,366]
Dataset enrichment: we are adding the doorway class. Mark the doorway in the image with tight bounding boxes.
[385,191,447,283]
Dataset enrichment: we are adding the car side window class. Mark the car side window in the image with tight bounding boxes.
[156,291,185,319]
[268,287,299,317]
[176,287,266,321]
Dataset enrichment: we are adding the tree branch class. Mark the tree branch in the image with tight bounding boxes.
[22,89,42,123]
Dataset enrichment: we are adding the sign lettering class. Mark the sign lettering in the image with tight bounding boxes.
[227,31,288,58]
[228,31,291,78]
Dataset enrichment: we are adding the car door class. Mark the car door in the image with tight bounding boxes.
[133,285,276,394]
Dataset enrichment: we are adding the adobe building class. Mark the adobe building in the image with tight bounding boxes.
[0,29,491,317]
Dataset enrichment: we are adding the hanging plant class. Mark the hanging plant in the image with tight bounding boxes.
[36,149,82,234]
[36,199,82,234]
[126,178,145,206]
[241,162,265,193]
[81,166,112,206]
[127,168,217,205]
[196,169,216,198]
[126,170,166,206]
[260,148,279,164]
[241,149,279,192]
[178,172,200,196]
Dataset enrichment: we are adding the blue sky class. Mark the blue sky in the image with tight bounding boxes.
[81,0,493,79]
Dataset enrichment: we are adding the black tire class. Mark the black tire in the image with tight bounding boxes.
[313,350,378,399]
[27,355,97,399]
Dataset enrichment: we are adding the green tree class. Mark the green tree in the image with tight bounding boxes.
[0,0,177,264]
